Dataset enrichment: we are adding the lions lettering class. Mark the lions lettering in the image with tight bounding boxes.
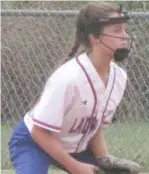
[68,117,98,134]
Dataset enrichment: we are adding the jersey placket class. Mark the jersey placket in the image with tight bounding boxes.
[75,57,116,152]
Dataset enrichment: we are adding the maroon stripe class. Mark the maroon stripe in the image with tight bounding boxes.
[75,57,97,152]
[100,68,116,127]
[76,57,97,118]
[75,57,116,152]
[33,118,61,131]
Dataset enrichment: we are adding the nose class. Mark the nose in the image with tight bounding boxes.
[121,31,129,47]
[123,31,130,39]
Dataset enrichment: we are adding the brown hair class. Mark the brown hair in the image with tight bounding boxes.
[66,2,121,61]
[29,2,121,110]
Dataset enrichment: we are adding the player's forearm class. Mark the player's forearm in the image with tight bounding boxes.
[89,128,109,157]
[31,125,79,173]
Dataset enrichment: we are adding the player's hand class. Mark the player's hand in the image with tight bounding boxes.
[71,162,99,174]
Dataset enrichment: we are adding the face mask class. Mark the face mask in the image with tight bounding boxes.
[80,4,134,61]
[93,7,134,62]
[98,33,134,62]
[114,48,130,62]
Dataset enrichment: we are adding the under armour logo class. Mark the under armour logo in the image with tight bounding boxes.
[81,100,87,105]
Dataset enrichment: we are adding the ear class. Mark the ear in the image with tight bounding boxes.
[88,34,99,46]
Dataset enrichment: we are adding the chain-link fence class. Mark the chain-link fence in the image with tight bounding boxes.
[1,1,149,172]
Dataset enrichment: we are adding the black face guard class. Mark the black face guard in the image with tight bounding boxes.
[97,14,132,25]
[79,5,135,62]
[99,33,134,62]
[97,13,134,62]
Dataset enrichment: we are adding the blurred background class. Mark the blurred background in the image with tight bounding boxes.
[1,1,149,173]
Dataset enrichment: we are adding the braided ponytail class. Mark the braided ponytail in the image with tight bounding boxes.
[63,31,81,63]
[68,36,80,58]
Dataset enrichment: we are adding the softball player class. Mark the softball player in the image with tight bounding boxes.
[8,2,140,174]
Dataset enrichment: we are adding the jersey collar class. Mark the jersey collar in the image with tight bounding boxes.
[77,52,115,96]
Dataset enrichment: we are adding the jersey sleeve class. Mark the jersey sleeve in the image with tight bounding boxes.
[30,72,73,132]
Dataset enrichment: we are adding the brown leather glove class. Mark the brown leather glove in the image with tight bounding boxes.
[96,155,140,174]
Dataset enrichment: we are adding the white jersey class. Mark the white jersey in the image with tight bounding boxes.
[24,52,127,153]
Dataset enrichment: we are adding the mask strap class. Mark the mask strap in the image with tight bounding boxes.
[100,33,134,39]
[98,39,115,53]
[98,33,134,53]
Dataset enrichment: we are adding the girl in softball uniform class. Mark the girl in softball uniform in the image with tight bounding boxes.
[8,2,140,174]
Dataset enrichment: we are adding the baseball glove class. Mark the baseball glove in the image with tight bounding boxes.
[96,155,140,174]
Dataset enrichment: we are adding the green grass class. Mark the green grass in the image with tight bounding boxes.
[1,121,149,172]
[1,168,67,174]
[2,170,149,174]
[103,121,149,172]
